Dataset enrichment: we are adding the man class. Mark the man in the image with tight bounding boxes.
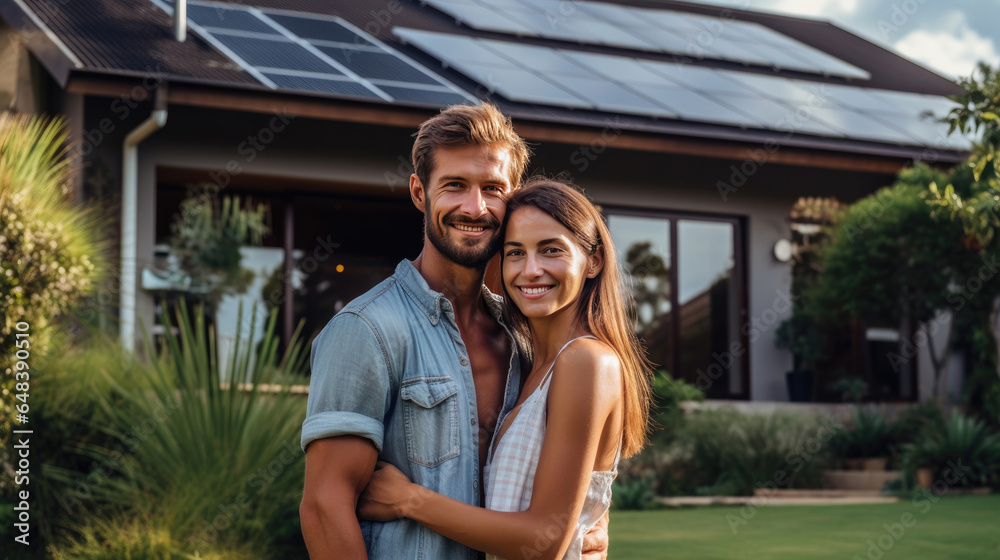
[299,103,609,559]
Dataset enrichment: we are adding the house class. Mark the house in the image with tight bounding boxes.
[0,0,972,401]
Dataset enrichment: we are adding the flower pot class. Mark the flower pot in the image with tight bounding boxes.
[785,370,813,402]
[862,457,888,471]
[844,458,865,471]
[915,468,933,489]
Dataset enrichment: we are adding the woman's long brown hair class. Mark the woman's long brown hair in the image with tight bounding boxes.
[500,178,653,458]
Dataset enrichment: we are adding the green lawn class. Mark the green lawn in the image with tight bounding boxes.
[609,494,1000,559]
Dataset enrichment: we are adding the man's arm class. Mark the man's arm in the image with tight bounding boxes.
[300,312,391,559]
[300,436,379,560]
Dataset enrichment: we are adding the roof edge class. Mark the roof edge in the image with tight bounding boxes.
[0,0,80,86]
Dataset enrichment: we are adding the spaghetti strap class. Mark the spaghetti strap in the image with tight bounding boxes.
[537,335,599,388]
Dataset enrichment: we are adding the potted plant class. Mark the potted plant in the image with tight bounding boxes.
[775,309,825,402]
[830,407,894,470]
[901,412,1000,493]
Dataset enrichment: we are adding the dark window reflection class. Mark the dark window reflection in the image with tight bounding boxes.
[608,215,673,374]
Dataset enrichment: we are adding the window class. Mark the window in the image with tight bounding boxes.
[607,209,748,399]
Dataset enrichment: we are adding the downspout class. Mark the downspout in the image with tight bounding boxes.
[121,83,168,353]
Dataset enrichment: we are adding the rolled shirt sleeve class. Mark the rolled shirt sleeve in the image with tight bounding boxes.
[301,311,392,452]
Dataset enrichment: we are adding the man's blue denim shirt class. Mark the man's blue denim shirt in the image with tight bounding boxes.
[302,259,522,560]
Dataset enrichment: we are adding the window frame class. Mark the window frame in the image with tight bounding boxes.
[602,204,750,400]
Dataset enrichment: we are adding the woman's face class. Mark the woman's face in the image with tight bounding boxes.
[502,206,599,321]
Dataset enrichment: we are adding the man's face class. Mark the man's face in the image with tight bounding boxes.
[415,144,514,269]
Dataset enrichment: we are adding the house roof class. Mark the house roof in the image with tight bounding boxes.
[0,0,973,164]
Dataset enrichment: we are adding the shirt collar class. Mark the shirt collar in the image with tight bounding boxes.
[396,259,506,326]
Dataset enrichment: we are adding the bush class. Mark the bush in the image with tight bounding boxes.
[828,406,895,461]
[611,473,659,511]
[40,303,310,557]
[47,514,264,560]
[648,371,703,447]
[671,409,833,496]
[901,412,1000,489]
[0,112,102,427]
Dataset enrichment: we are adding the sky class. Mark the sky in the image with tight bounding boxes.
[686,0,1000,80]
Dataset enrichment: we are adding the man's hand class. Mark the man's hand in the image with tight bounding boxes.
[581,509,610,560]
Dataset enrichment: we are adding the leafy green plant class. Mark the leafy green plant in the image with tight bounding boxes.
[168,193,269,312]
[829,407,895,460]
[833,377,867,403]
[0,112,102,426]
[47,513,264,560]
[901,412,1000,489]
[648,371,703,448]
[611,473,659,511]
[59,303,309,555]
[671,409,831,496]
[775,310,825,372]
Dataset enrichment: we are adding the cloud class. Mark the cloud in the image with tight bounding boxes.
[892,11,1000,79]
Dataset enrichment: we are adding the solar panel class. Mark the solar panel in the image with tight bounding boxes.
[395,28,517,68]
[639,63,750,96]
[481,42,594,78]
[262,73,383,99]
[316,47,441,84]
[398,29,961,148]
[265,13,374,45]
[377,85,474,106]
[549,75,676,117]
[421,0,870,79]
[212,33,336,74]
[149,0,477,108]
[187,4,278,34]
[427,1,531,35]
[457,66,593,107]
[563,52,681,87]
[629,85,763,127]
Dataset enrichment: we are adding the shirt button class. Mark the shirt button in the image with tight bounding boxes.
[460,357,469,366]
[471,417,476,426]
[474,480,479,489]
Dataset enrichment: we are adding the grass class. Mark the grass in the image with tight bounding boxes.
[609,494,1000,559]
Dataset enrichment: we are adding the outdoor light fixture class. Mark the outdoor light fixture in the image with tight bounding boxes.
[773,239,794,263]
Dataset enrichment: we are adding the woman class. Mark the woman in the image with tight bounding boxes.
[359,179,653,559]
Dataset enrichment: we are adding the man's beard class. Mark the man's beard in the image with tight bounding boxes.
[426,210,502,269]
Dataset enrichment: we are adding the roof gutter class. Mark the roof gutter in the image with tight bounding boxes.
[121,83,168,353]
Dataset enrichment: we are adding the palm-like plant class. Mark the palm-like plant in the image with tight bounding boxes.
[73,302,309,553]
[901,413,1000,488]
[829,407,895,460]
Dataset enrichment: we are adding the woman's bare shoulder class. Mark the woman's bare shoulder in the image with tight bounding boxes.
[551,337,622,394]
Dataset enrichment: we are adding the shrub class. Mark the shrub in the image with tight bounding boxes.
[901,412,1000,489]
[671,409,833,496]
[829,406,895,460]
[648,371,703,447]
[47,514,264,560]
[611,473,659,511]
[50,303,309,556]
[0,112,102,426]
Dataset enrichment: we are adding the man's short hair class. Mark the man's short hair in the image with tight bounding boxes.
[412,103,531,191]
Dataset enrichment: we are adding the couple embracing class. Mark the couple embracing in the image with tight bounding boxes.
[299,103,654,560]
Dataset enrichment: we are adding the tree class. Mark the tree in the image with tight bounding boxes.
[810,166,972,399]
[927,61,1000,408]
[163,191,269,315]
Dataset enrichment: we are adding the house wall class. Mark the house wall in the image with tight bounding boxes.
[83,101,899,401]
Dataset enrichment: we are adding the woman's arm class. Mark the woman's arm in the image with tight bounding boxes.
[359,340,622,560]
